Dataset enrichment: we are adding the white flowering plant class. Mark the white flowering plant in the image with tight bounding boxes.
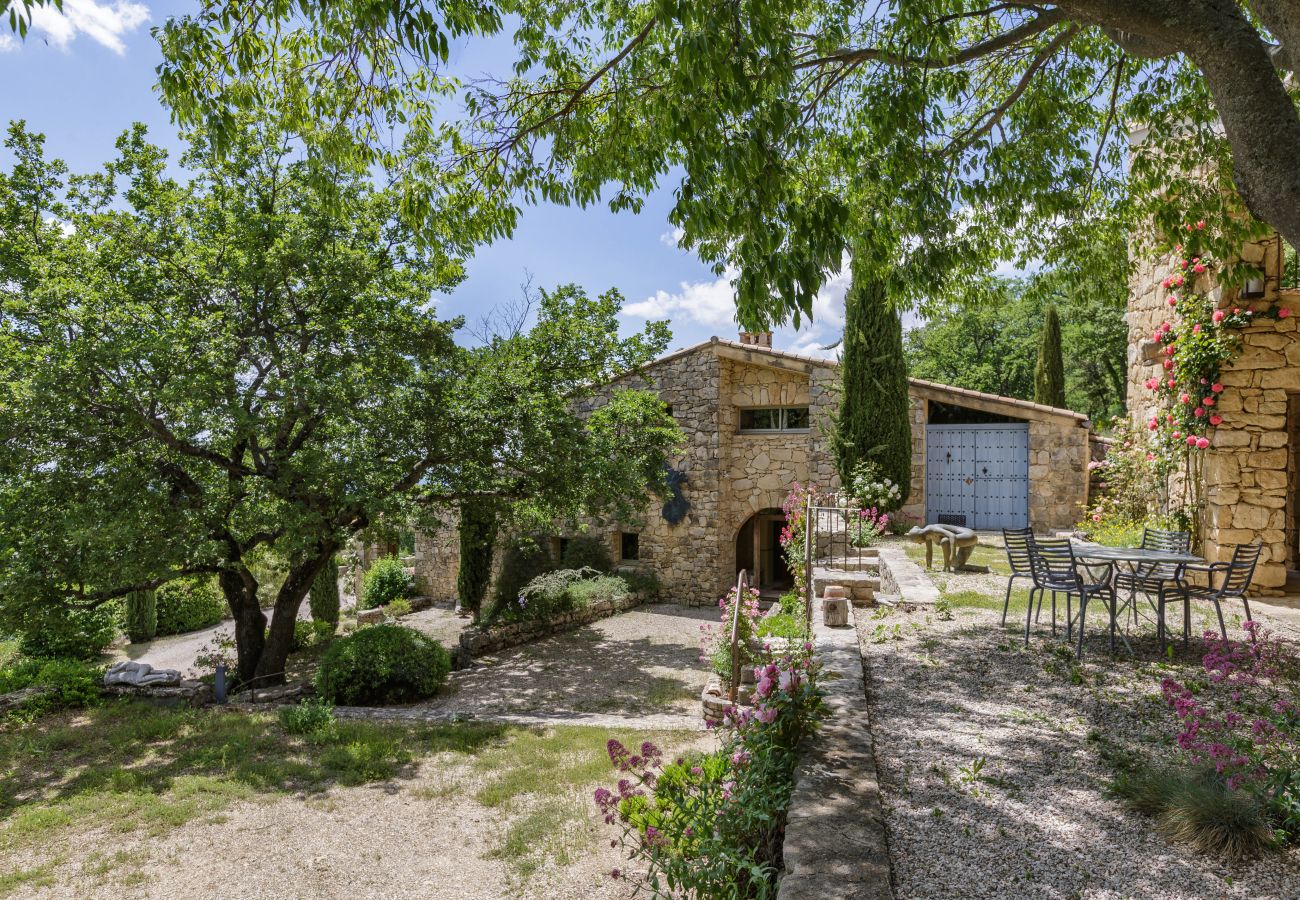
[848,460,903,513]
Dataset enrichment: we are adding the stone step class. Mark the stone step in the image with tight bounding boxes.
[812,553,880,572]
[812,570,880,607]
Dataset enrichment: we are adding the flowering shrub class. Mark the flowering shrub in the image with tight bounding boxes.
[595,650,823,897]
[701,586,762,683]
[1158,623,1300,845]
[848,506,890,548]
[848,460,903,512]
[779,482,833,596]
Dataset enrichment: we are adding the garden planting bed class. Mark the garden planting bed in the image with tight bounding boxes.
[858,561,1300,898]
[457,590,649,658]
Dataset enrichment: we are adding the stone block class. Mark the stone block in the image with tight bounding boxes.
[1248,449,1288,470]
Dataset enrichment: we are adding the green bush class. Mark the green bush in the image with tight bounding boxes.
[756,610,807,641]
[360,557,414,611]
[156,577,227,636]
[124,589,157,643]
[315,624,450,706]
[280,697,337,737]
[384,598,413,618]
[309,561,341,626]
[16,603,119,660]
[560,535,613,573]
[492,537,555,610]
[620,569,661,596]
[0,656,103,716]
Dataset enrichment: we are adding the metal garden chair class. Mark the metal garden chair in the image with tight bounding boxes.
[1113,527,1191,626]
[1000,527,1034,628]
[1027,536,1118,657]
[1158,543,1263,651]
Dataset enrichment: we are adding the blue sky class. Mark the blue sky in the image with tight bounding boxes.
[0,0,854,357]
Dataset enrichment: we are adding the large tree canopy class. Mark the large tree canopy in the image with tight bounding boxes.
[0,119,679,681]
[5,0,1292,324]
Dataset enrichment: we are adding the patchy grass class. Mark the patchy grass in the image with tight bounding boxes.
[939,587,1032,619]
[471,725,700,880]
[906,542,1011,575]
[0,700,507,857]
[0,701,702,893]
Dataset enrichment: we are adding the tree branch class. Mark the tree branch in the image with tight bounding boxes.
[795,8,1067,71]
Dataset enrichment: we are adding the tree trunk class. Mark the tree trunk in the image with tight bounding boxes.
[220,568,266,684]
[253,549,337,685]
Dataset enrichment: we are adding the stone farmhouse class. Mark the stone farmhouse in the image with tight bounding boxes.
[392,332,1092,607]
[1127,234,1300,594]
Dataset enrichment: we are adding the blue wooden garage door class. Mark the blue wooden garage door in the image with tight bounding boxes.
[924,424,1029,529]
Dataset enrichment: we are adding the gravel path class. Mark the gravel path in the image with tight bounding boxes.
[858,577,1300,898]
[407,603,716,723]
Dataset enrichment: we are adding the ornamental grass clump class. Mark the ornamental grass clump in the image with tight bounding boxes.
[1126,622,1300,857]
[595,649,823,897]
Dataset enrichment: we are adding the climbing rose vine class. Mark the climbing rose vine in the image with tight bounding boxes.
[1142,223,1289,454]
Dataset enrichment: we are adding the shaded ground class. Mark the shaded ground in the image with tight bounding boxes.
[412,603,716,724]
[0,703,712,899]
[861,559,1300,899]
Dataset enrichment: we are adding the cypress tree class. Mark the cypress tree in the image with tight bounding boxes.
[835,272,913,506]
[124,588,157,643]
[309,560,341,627]
[1034,304,1067,408]
[457,500,497,622]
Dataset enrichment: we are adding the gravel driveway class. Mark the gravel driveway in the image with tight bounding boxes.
[858,586,1300,898]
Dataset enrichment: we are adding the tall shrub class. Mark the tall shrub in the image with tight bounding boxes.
[124,589,157,643]
[309,562,340,627]
[456,500,497,622]
[490,537,554,616]
[1034,304,1067,408]
[155,577,228,636]
[835,273,912,502]
[360,557,414,611]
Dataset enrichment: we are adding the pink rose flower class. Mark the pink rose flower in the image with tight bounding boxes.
[1210,414,1223,426]
[1203,396,1215,406]
[1196,437,1210,449]
[1172,431,1182,440]
[1193,323,1202,333]
[1167,296,1177,307]
[1148,418,1159,431]
[1280,308,1292,318]
[1166,379,1176,389]
[1163,359,1173,370]
[1153,331,1163,343]
[1211,382,1224,393]
[1213,310,1225,323]
[1194,407,1205,417]
[1186,435,1198,446]
[1196,220,1205,230]
[1193,263,1206,274]
[1179,393,1190,404]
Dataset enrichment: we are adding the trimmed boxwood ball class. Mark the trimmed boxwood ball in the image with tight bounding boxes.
[314,624,450,706]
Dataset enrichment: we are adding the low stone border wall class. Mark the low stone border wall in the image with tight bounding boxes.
[457,591,648,659]
[876,546,940,606]
[778,601,892,899]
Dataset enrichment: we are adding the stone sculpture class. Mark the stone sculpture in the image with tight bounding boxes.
[907,524,979,572]
[103,660,182,688]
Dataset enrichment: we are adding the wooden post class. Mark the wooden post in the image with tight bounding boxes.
[804,497,814,634]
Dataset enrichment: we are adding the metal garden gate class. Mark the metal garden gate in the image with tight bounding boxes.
[924,424,1029,529]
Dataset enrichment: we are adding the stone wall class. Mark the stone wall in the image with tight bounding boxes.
[1127,234,1298,592]
[457,591,647,658]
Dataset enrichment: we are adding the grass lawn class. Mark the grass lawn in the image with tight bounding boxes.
[0,700,701,896]
[904,540,1011,575]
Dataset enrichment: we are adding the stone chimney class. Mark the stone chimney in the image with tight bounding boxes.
[738,331,773,348]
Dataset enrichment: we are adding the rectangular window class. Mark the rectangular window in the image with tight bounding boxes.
[739,406,811,433]
[620,532,640,561]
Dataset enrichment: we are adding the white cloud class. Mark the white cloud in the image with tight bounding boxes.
[624,266,741,328]
[658,227,686,250]
[0,34,17,52]
[28,0,149,54]
[627,257,854,360]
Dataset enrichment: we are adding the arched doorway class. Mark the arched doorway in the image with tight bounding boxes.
[735,508,793,594]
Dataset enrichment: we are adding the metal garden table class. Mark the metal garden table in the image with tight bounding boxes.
[1069,540,1204,653]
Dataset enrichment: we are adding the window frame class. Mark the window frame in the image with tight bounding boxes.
[738,406,812,434]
